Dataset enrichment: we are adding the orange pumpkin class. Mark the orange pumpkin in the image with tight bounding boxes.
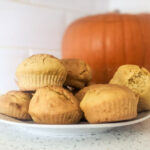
[62,13,150,83]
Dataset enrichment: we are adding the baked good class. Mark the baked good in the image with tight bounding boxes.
[16,54,67,91]
[29,86,82,124]
[109,65,150,112]
[76,84,103,120]
[75,84,103,102]
[0,91,32,120]
[80,84,139,123]
[62,59,92,89]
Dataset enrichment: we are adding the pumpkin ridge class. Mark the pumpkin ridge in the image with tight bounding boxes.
[135,15,146,67]
[121,15,126,64]
[103,14,107,82]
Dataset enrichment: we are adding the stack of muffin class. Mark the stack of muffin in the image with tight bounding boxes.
[0,54,150,124]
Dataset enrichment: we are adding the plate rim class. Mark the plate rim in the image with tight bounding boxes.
[0,112,150,129]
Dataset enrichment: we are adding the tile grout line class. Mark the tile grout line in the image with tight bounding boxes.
[6,0,92,14]
[0,46,61,51]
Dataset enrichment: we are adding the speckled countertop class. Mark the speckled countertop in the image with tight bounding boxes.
[0,119,150,150]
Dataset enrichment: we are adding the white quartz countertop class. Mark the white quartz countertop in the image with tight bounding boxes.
[0,118,150,150]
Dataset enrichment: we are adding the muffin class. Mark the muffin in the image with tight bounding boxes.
[0,91,32,120]
[80,84,139,124]
[109,65,150,112]
[29,86,82,124]
[75,84,103,102]
[62,59,92,89]
[16,54,67,91]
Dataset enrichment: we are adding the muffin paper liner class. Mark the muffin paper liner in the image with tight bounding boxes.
[17,71,67,91]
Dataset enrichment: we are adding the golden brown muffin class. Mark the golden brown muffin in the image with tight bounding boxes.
[16,54,67,91]
[109,65,150,112]
[29,86,82,124]
[62,59,92,89]
[80,84,139,124]
[76,84,103,120]
[75,84,103,102]
[0,91,32,120]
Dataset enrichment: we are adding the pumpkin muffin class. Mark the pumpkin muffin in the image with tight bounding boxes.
[16,54,67,91]
[0,91,32,120]
[75,84,103,102]
[76,84,103,120]
[62,59,92,89]
[109,65,150,112]
[80,84,139,124]
[29,86,82,124]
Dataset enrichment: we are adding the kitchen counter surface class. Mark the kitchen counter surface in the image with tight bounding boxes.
[0,118,150,150]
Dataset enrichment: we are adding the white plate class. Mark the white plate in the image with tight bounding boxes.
[0,112,150,136]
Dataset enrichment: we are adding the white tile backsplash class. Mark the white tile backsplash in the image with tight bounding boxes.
[0,1,66,50]
[0,48,29,94]
[29,0,93,12]
[65,11,90,27]
[109,0,150,13]
[0,0,149,93]
[93,0,110,13]
[28,49,61,58]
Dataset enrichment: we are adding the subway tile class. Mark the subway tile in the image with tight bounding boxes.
[65,11,90,27]
[0,48,29,94]
[92,0,109,14]
[109,0,150,13]
[29,0,93,12]
[0,1,65,49]
[28,48,61,58]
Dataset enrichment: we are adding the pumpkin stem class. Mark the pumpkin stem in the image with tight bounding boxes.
[114,9,120,13]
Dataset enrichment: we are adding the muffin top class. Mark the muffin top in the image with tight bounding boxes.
[62,59,92,82]
[0,91,32,113]
[109,64,150,112]
[80,84,139,107]
[0,91,32,104]
[75,84,103,101]
[16,54,66,75]
[109,65,150,94]
[80,84,139,123]
[29,86,82,124]
[30,86,81,114]
[0,91,32,120]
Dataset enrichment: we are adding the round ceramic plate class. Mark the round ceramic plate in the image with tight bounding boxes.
[0,112,150,136]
